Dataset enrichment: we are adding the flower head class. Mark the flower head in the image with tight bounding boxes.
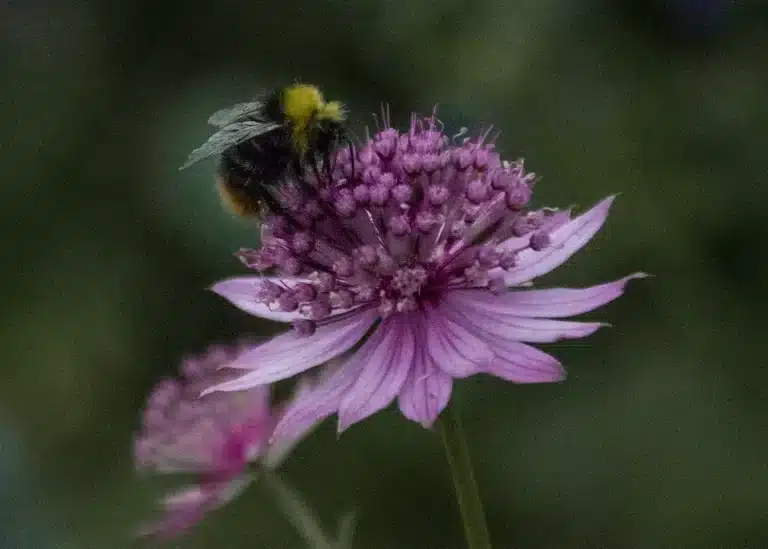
[134,343,317,540]
[207,112,645,433]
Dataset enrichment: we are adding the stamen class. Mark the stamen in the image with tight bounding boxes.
[392,184,414,204]
[334,192,357,218]
[277,293,299,312]
[422,154,440,173]
[387,214,411,237]
[330,289,355,309]
[332,256,354,277]
[257,281,284,301]
[427,185,450,207]
[489,276,507,295]
[363,165,382,186]
[291,232,315,255]
[370,184,390,206]
[506,183,532,210]
[353,185,370,204]
[415,211,439,233]
[379,173,396,189]
[292,319,316,336]
[307,297,332,320]
[353,245,378,268]
[529,231,551,251]
[466,178,489,204]
[292,283,317,303]
[452,148,473,170]
[402,154,422,175]
[309,271,335,292]
[280,257,303,276]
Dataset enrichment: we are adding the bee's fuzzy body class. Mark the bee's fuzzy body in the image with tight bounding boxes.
[182,83,346,219]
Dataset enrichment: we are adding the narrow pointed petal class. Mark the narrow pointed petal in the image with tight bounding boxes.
[484,339,565,383]
[398,321,452,427]
[425,305,494,377]
[268,360,361,454]
[161,485,207,509]
[450,273,647,318]
[504,196,616,286]
[138,477,251,540]
[338,317,416,432]
[210,276,307,322]
[262,378,318,468]
[441,298,604,343]
[203,309,379,394]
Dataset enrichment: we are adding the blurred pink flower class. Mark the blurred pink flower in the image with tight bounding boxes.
[205,113,645,434]
[133,343,316,540]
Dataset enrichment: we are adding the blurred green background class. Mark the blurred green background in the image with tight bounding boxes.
[2,0,766,547]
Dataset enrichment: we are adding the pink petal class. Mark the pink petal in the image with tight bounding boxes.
[450,273,647,319]
[202,309,379,394]
[484,339,565,383]
[398,320,452,427]
[161,485,207,509]
[504,196,616,286]
[138,477,250,540]
[441,298,604,343]
[210,276,308,322]
[262,376,319,467]
[425,305,494,377]
[338,317,416,432]
[268,360,361,450]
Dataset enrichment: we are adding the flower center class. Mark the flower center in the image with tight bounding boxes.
[376,265,430,315]
[236,113,564,333]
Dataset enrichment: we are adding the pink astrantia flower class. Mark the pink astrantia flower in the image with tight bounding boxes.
[133,343,317,540]
[205,112,645,434]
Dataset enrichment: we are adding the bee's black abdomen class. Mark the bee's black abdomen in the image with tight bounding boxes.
[220,130,292,184]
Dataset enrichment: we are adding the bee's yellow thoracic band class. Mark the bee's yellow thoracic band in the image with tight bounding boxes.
[282,84,345,155]
[284,84,323,155]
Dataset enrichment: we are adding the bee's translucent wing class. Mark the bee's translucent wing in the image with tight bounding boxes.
[180,120,281,169]
[207,101,265,127]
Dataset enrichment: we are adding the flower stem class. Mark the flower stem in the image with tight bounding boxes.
[437,405,493,549]
[262,469,335,549]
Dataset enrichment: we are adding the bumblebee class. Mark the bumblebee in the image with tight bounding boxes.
[181,83,346,218]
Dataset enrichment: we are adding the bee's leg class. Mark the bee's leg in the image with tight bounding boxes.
[292,156,322,198]
[347,140,356,179]
[313,161,324,185]
[323,148,333,182]
[291,157,306,181]
[253,185,285,218]
[290,156,316,189]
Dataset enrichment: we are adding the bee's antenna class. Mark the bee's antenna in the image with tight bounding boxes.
[346,127,363,147]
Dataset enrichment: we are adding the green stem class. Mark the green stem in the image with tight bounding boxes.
[437,405,493,549]
[262,469,335,549]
